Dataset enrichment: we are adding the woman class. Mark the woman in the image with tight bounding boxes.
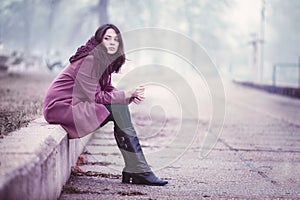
[43,24,167,186]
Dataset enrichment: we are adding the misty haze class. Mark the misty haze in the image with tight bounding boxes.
[1,0,300,199]
[0,0,299,86]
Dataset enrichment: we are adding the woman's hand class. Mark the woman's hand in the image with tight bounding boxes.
[125,86,145,104]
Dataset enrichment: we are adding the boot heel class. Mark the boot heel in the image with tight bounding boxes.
[122,172,133,184]
[122,171,168,186]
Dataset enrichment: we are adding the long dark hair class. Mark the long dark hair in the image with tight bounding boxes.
[93,24,126,74]
[69,24,126,88]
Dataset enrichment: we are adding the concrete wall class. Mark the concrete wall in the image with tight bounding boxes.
[0,117,92,200]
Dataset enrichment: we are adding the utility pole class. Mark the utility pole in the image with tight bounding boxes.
[248,33,259,78]
[259,0,266,83]
[248,33,263,81]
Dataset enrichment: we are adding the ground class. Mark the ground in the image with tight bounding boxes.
[58,80,300,199]
[1,70,300,199]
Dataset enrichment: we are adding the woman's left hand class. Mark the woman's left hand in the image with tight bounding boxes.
[126,86,145,104]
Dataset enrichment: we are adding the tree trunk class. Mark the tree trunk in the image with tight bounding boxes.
[23,0,33,54]
[46,0,60,55]
[98,0,109,25]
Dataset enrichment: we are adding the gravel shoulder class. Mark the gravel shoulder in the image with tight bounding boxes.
[0,72,55,137]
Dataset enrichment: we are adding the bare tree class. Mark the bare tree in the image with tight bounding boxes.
[46,0,60,55]
[22,0,34,54]
[98,0,109,25]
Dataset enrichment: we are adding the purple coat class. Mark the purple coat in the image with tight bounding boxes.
[43,55,128,138]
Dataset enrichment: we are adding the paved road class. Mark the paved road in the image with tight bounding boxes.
[59,80,300,199]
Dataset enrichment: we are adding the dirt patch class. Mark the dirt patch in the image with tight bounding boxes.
[117,190,147,196]
[60,174,148,199]
[0,72,55,137]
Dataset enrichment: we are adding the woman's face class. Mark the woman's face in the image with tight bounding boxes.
[102,28,119,55]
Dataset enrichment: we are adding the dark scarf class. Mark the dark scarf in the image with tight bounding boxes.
[69,36,99,63]
[69,36,114,90]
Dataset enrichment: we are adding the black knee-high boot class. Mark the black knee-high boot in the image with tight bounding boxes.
[103,104,168,186]
[114,126,168,186]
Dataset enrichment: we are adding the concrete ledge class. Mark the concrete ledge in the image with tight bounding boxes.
[233,80,300,99]
[0,117,92,200]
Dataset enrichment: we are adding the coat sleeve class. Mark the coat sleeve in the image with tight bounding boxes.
[73,56,98,104]
[95,84,128,104]
[95,75,130,104]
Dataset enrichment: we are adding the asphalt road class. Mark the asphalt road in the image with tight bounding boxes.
[59,80,300,199]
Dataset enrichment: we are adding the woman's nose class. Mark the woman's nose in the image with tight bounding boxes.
[110,40,116,45]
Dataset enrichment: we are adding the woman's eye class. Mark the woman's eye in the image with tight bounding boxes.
[104,37,109,40]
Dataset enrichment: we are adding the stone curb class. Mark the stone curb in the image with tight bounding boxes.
[0,117,92,200]
[233,80,300,99]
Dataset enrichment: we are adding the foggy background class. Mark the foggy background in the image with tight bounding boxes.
[0,0,299,86]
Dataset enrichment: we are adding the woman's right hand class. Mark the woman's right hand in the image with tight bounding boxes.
[125,86,145,104]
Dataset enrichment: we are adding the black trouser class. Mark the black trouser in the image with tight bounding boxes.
[101,104,133,133]
[100,104,151,173]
